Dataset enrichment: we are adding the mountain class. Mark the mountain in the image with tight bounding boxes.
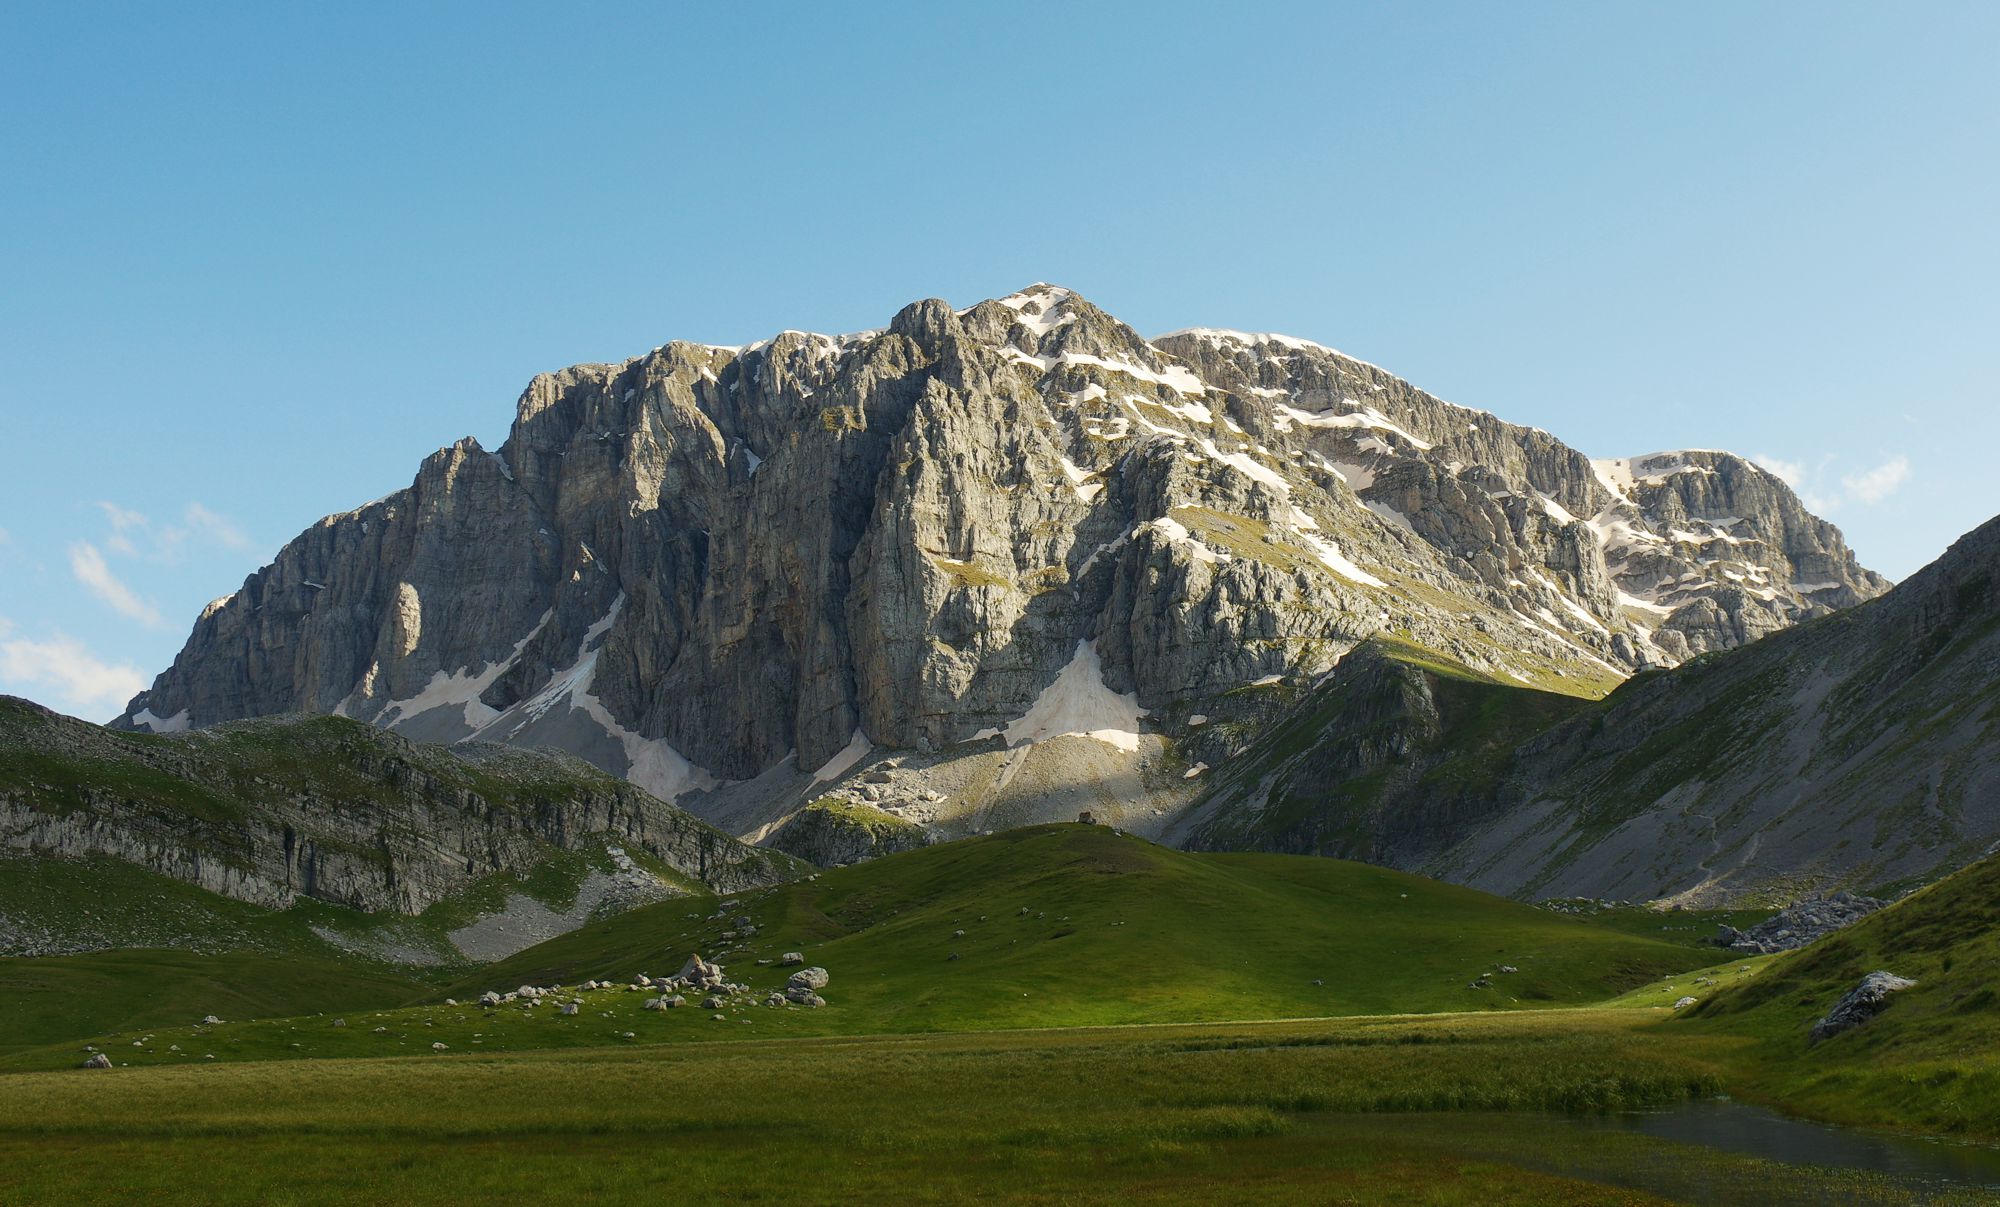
[1,696,802,931]
[1181,513,2000,903]
[111,285,1882,851]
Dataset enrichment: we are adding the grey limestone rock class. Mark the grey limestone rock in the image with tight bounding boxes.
[109,286,1881,853]
[1812,972,1917,1041]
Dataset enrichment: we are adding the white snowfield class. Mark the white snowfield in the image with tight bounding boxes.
[973,640,1148,754]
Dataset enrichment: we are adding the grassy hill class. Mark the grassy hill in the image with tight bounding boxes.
[465,822,1724,1027]
[0,825,1733,1070]
[1679,847,2000,1138]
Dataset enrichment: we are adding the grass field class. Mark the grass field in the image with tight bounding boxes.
[0,826,1736,1071]
[0,1009,1985,1205]
[3,825,1996,1203]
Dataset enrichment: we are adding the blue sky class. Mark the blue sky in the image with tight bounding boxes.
[2,1,1995,720]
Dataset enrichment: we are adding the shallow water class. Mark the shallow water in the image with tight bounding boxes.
[1564,1098,2000,1203]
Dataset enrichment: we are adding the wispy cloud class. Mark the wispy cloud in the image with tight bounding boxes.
[1841,455,1910,505]
[93,500,255,562]
[0,623,147,718]
[69,541,163,626]
[182,502,253,551]
[1754,452,1910,513]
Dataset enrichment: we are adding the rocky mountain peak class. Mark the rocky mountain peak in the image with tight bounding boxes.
[115,285,1889,846]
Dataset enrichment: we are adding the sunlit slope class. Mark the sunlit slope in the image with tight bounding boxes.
[473,824,1718,1027]
[1681,847,2000,1137]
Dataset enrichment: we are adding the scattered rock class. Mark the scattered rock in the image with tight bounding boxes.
[199,1015,222,1026]
[560,1003,579,1016]
[431,1042,448,1051]
[779,952,805,966]
[787,967,830,991]
[331,1019,345,1028]
[700,995,725,1010]
[1498,966,1518,974]
[784,988,827,1007]
[677,954,726,990]
[81,1053,112,1070]
[1673,996,1698,1010]
[1077,811,1097,826]
[1812,971,1917,1041]
[478,991,502,1007]
[1722,894,1887,954]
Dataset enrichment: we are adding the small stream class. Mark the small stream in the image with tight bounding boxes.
[1563,1098,2000,1203]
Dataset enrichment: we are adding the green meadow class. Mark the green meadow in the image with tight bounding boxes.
[2,824,1995,1204]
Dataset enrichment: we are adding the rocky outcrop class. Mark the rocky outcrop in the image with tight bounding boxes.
[0,696,802,915]
[765,799,933,867]
[113,286,1882,846]
[1811,971,1917,1041]
[1719,892,1886,953]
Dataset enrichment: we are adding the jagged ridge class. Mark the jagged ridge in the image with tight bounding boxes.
[113,284,1885,848]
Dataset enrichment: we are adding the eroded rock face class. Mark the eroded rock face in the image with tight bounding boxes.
[114,286,1884,833]
[0,697,798,915]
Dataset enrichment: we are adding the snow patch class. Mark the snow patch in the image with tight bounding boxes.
[990,640,1148,753]
[1276,402,1433,450]
[811,729,873,783]
[131,707,190,734]
[1146,517,1229,564]
[1298,533,1385,588]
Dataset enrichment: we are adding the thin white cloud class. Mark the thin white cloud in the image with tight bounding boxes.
[1752,453,1834,513]
[93,500,254,562]
[98,501,149,531]
[0,626,147,718]
[1841,455,1910,505]
[69,541,163,626]
[0,526,11,547]
[1754,452,1910,512]
[1751,454,1804,488]
[182,502,253,551]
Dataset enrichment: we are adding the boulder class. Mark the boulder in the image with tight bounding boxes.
[1673,996,1698,1010]
[677,954,726,989]
[1812,971,1917,1041]
[701,995,725,1010]
[81,1053,112,1070]
[784,987,827,1007]
[478,991,502,1007]
[779,952,805,966]
[199,1015,223,1026]
[787,967,830,991]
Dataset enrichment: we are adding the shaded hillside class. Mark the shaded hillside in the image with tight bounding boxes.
[1186,514,2000,904]
[0,697,803,918]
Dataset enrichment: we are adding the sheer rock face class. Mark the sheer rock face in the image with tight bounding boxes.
[115,286,1885,839]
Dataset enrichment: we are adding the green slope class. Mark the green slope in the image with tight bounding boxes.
[0,950,424,1054]
[472,824,1718,1024]
[1,825,1732,1071]
[1679,848,2000,1138]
